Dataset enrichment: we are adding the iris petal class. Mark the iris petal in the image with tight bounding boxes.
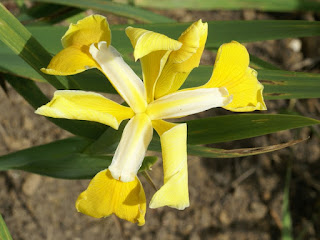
[150,122,189,210]
[42,15,111,76]
[109,113,153,182]
[41,46,98,76]
[62,14,111,48]
[35,90,134,129]
[147,87,232,120]
[126,27,182,103]
[154,20,208,99]
[203,41,267,112]
[90,42,147,113]
[76,169,146,226]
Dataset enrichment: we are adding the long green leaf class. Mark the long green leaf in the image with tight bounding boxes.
[0,214,12,240]
[282,162,293,240]
[185,139,305,158]
[148,138,306,158]
[135,0,320,12]
[186,114,320,145]
[19,3,83,25]
[0,4,67,89]
[26,20,320,52]
[116,20,320,48]
[32,0,174,23]
[0,137,157,179]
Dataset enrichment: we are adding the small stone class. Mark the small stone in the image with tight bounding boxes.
[219,210,231,226]
[250,202,268,220]
[22,174,42,196]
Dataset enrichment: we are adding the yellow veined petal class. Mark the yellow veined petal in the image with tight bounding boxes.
[41,46,99,76]
[62,14,111,48]
[126,27,182,103]
[150,122,189,210]
[109,113,153,182]
[146,87,232,120]
[125,27,182,61]
[140,50,172,103]
[35,90,134,129]
[90,42,147,113]
[203,41,267,112]
[76,169,146,226]
[154,20,208,99]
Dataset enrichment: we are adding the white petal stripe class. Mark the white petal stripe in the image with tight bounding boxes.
[108,113,153,182]
[90,42,147,113]
[146,87,232,120]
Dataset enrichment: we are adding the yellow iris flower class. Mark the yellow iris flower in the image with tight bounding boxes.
[35,15,266,225]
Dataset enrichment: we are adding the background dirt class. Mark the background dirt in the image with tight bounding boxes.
[0,3,320,240]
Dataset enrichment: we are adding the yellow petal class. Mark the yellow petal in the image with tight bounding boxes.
[126,27,182,103]
[146,87,232,120]
[204,41,267,112]
[35,90,134,129]
[125,27,182,61]
[76,169,146,226]
[150,122,189,210]
[109,113,153,182]
[90,42,147,113]
[62,14,111,48]
[41,46,99,76]
[154,20,208,99]
[140,50,172,103]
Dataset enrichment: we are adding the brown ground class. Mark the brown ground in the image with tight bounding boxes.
[1,5,320,240]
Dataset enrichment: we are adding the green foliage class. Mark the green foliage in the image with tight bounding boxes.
[0,214,13,240]
[31,0,174,23]
[282,162,293,240]
[0,1,319,181]
[134,0,320,12]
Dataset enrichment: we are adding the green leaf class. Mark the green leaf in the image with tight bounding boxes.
[5,74,108,139]
[139,156,158,172]
[0,4,68,89]
[32,0,174,23]
[0,214,12,240]
[148,137,305,158]
[186,114,320,145]
[135,0,320,12]
[186,139,305,158]
[282,162,293,240]
[259,70,320,100]
[0,136,157,179]
[0,137,92,170]
[19,3,83,25]
[122,20,320,48]
[249,54,280,70]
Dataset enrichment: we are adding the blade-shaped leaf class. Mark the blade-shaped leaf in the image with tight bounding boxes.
[135,0,320,12]
[186,114,320,145]
[0,4,68,89]
[0,136,157,179]
[0,214,12,240]
[19,3,83,25]
[32,0,174,23]
[282,162,293,240]
[186,139,305,158]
